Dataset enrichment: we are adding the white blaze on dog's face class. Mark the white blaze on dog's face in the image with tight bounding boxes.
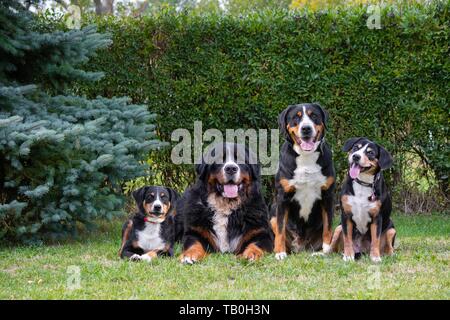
[297,106,317,151]
[281,104,327,153]
[220,144,242,198]
[200,143,257,201]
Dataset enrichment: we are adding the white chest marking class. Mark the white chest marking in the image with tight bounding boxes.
[212,213,231,253]
[347,174,376,234]
[211,211,241,253]
[208,194,241,253]
[289,151,326,221]
[136,222,165,252]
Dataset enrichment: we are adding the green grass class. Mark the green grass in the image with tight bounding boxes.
[0,214,449,299]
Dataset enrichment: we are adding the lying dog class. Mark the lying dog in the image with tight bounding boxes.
[118,186,180,262]
[178,142,273,264]
[330,137,396,262]
[271,103,335,260]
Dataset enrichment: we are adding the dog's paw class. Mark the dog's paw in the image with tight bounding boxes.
[322,243,332,254]
[275,252,287,261]
[130,254,141,261]
[343,254,355,262]
[241,244,263,262]
[140,254,153,263]
[370,255,382,263]
[180,255,197,265]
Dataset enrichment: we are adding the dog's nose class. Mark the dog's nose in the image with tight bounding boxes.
[352,154,361,162]
[224,164,238,175]
[301,126,312,135]
[153,204,162,211]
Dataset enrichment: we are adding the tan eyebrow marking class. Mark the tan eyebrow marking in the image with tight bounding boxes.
[161,193,165,197]
[150,192,154,196]
[357,144,362,148]
[297,111,302,117]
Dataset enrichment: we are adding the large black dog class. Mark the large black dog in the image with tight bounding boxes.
[271,103,335,260]
[330,137,396,262]
[119,186,181,262]
[178,142,273,264]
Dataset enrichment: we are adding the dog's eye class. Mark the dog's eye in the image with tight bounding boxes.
[352,145,359,151]
[367,150,374,156]
[310,114,317,121]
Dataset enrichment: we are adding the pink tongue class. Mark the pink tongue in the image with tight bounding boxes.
[349,164,361,179]
[223,184,238,198]
[301,140,315,151]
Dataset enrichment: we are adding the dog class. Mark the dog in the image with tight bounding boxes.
[118,185,180,262]
[178,142,273,264]
[271,103,335,260]
[329,137,396,263]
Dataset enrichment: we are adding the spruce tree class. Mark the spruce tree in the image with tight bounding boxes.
[0,0,163,243]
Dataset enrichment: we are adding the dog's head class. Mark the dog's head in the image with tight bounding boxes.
[342,137,393,179]
[196,142,260,201]
[278,103,328,153]
[132,186,179,223]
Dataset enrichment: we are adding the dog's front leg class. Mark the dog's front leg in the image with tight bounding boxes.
[320,203,333,254]
[369,212,382,263]
[273,203,288,260]
[342,213,355,262]
[180,232,208,264]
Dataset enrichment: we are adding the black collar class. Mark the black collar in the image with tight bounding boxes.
[355,178,373,187]
[352,172,381,201]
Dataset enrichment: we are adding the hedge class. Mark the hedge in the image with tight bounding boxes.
[75,2,449,210]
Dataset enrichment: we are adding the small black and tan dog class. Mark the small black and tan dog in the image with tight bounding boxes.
[178,142,273,264]
[118,186,181,262]
[271,103,335,260]
[330,137,396,262]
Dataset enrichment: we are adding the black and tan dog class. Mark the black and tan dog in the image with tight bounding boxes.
[178,142,273,264]
[271,103,335,260]
[118,186,181,262]
[330,137,396,262]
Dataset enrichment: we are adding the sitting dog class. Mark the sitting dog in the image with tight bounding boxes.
[330,137,396,262]
[178,142,273,264]
[118,186,180,262]
[271,103,335,260]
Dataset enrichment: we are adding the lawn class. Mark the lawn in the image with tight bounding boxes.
[0,214,448,300]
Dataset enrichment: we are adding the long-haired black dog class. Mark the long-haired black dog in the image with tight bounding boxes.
[177,142,273,264]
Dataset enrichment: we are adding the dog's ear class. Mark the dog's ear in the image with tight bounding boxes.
[132,186,149,205]
[378,144,393,170]
[166,187,179,202]
[312,102,329,129]
[342,137,362,152]
[195,162,208,181]
[278,105,295,140]
[132,186,150,213]
[249,163,261,181]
